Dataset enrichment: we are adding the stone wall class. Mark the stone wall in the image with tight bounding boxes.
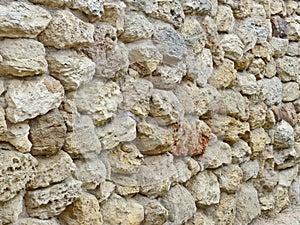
[0,0,299,224]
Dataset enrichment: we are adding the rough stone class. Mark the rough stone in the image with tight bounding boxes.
[231,139,251,164]
[182,0,212,15]
[29,109,66,156]
[172,118,211,157]
[270,37,289,58]
[71,0,104,21]
[274,147,299,170]
[185,212,215,225]
[248,103,267,129]
[235,18,257,52]
[282,82,299,102]
[258,77,283,107]
[0,144,37,202]
[69,80,122,126]
[274,120,295,149]
[59,192,103,225]
[214,194,236,225]
[91,181,115,203]
[0,192,24,224]
[236,72,259,96]
[215,5,234,32]
[174,157,200,184]
[290,175,300,205]
[100,2,125,34]
[248,58,266,79]
[47,49,95,91]
[28,0,71,7]
[38,10,94,49]
[278,165,298,187]
[186,170,220,207]
[240,160,260,181]
[0,38,47,77]
[235,52,254,71]
[96,115,136,150]
[11,218,60,225]
[250,128,266,158]
[101,194,144,225]
[220,34,244,61]
[276,56,299,82]
[27,151,76,189]
[274,186,290,213]
[286,41,300,57]
[135,122,173,155]
[286,15,300,41]
[25,178,82,219]
[137,153,177,197]
[215,165,243,194]
[0,2,51,38]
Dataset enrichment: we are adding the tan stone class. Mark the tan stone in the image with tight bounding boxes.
[90,181,115,203]
[276,56,299,82]
[236,72,260,95]
[70,0,104,21]
[282,82,300,102]
[182,0,212,15]
[214,195,236,225]
[28,0,71,7]
[231,139,251,164]
[39,10,94,49]
[185,211,215,225]
[274,186,290,213]
[0,38,47,77]
[258,77,283,107]
[59,192,103,225]
[240,160,260,181]
[215,165,243,194]
[220,34,244,61]
[100,2,125,34]
[274,120,294,149]
[235,52,254,71]
[11,218,60,225]
[174,157,200,184]
[216,5,234,32]
[249,128,266,158]
[235,18,257,52]
[0,192,24,224]
[248,103,268,129]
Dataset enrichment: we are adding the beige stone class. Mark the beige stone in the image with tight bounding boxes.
[174,157,200,184]
[215,165,243,194]
[240,160,260,181]
[0,2,51,38]
[282,82,300,102]
[270,37,289,58]
[274,186,290,213]
[216,5,234,32]
[236,72,260,96]
[235,52,254,71]
[248,58,266,79]
[39,10,94,49]
[0,38,47,77]
[290,175,300,205]
[274,120,294,149]
[235,18,257,52]
[27,151,76,189]
[220,34,244,61]
[0,192,24,224]
[100,2,125,34]
[185,211,215,225]
[248,103,268,129]
[276,56,299,82]
[28,0,71,7]
[231,139,251,164]
[59,192,103,225]
[278,165,298,187]
[250,128,266,158]
[90,181,115,203]
[214,195,236,225]
[258,77,283,107]
[182,0,212,15]
[71,0,104,21]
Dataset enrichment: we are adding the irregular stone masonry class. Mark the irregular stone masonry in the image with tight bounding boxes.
[0,0,299,225]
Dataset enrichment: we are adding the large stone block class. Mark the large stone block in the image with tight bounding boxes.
[71,0,104,21]
[276,56,299,82]
[215,165,243,194]
[0,192,24,224]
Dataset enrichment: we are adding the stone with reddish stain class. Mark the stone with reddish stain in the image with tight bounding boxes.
[172,117,211,156]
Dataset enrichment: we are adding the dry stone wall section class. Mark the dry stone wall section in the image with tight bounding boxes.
[0,0,299,224]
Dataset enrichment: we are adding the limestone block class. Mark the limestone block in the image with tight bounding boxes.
[276,56,299,82]
[0,122,31,153]
[134,195,168,225]
[148,62,186,90]
[29,109,66,156]
[290,175,300,205]
[186,170,220,207]
[153,24,187,65]
[250,128,266,158]
[198,134,232,169]
[185,48,213,87]
[0,2,51,38]
[286,41,300,57]
[215,165,243,194]
[135,122,173,155]
[274,147,298,170]
[160,185,196,225]
[214,194,236,225]
[236,72,259,96]
[286,16,300,41]
[235,18,257,52]
[47,49,95,91]
[248,58,266,79]
[248,103,267,129]
[274,186,290,213]
[90,181,115,203]
[180,17,206,54]
[270,37,289,58]
[150,89,184,126]
[0,106,6,135]
[255,20,272,44]
[235,52,254,71]
[235,183,260,224]
[172,118,211,157]
[274,120,294,149]
[259,193,275,211]
[174,157,200,184]
[28,0,71,7]
[27,151,76,189]
[127,41,162,75]
[101,194,144,225]
[185,212,215,225]
[137,153,178,197]
[63,115,101,159]
[182,0,212,15]
[278,165,298,187]
[112,174,140,197]
[71,0,104,21]
[240,160,259,181]
[220,34,244,61]
[74,158,106,190]
[69,80,122,126]
[206,115,247,144]
[220,0,252,18]
[100,2,125,34]
[0,192,24,224]
[208,59,236,89]
[59,192,103,225]
[282,82,299,102]
[216,5,234,32]
[0,38,47,77]
[120,12,154,43]
[96,115,136,150]
[6,76,64,123]
[38,10,94,49]
[59,99,79,132]
[270,0,286,15]
[258,77,283,107]
[25,178,82,219]
[231,139,251,164]
[0,144,37,202]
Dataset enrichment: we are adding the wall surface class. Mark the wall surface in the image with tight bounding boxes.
[0,0,299,224]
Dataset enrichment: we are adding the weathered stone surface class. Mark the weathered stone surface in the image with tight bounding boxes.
[150,89,184,126]
[185,211,215,225]
[134,195,168,225]
[160,185,196,225]
[69,80,122,126]
[101,194,144,225]
[172,118,211,157]
[135,122,173,155]
[91,181,115,203]
[240,160,260,181]
[235,18,257,52]
[29,109,66,156]
[235,52,254,71]
[59,192,103,225]
[197,134,232,169]
[276,56,299,82]
[216,5,234,32]
[0,192,24,224]
[25,178,82,219]
[274,186,290,213]
[120,12,154,43]
[0,2,51,38]
[28,0,71,7]
[278,165,298,187]
[290,175,300,205]
[63,115,101,159]
[248,58,266,79]
[112,174,140,197]
[11,218,60,225]
[250,128,266,158]
[137,153,177,197]
[236,72,259,96]
[96,115,136,150]
[59,99,78,132]
[153,24,187,65]
[231,139,251,164]
[282,82,299,102]
[39,10,94,49]
[27,151,75,189]
[6,76,64,123]
[270,37,289,58]
[0,38,47,77]
[286,16,300,41]
[274,147,299,170]
[220,34,244,61]
[248,103,267,129]
[0,144,37,202]
[286,41,300,57]
[47,49,95,91]
[71,0,104,21]
[174,157,200,184]
[214,194,236,225]
[100,2,125,34]
[235,183,261,224]
[274,120,294,149]
[258,77,283,107]
[215,165,243,193]
[182,0,212,15]
[186,170,220,207]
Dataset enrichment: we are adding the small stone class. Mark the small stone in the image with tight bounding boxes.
[235,18,257,52]
[248,58,266,79]
[290,175,300,205]
[231,139,251,164]
[274,147,298,170]
[182,0,212,15]
[0,192,24,224]
[0,2,51,38]
[270,37,289,58]
[286,16,300,41]
[185,211,215,225]
[286,41,300,56]
[282,82,299,102]
[0,38,47,77]
[100,2,125,34]
[214,194,236,225]
[39,10,94,49]
[235,52,254,71]
[274,186,290,213]
[278,165,298,187]
[174,157,200,184]
[249,128,266,158]
[276,56,299,82]
[274,120,294,149]
[240,160,260,181]
[215,5,234,32]
[236,72,259,96]
[258,77,283,107]
[71,0,104,21]
[90,181,115,203]
[215,165,243,194]
[11,218,60,225]
[220,34,244,61]
[259,193,275,211]
[248,103,268,129]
